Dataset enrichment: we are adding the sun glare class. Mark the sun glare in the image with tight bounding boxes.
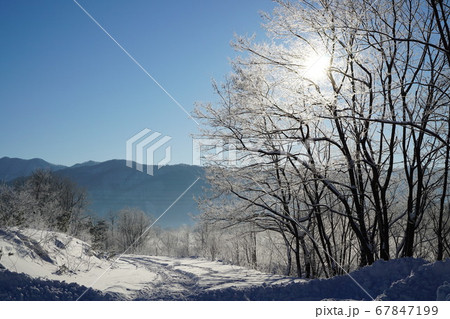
[303,54,329,81]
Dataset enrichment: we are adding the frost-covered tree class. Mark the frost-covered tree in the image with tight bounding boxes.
[24,169,87,234]
[195,0,450,276]
[115,208,152,253]
[0,170,88,234]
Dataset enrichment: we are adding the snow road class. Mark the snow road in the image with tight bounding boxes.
[1,228,449,301]
[0,228,300,300]
[117,255,299,300]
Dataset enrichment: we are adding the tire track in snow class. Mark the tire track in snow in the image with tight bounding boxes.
[119,256,202,300]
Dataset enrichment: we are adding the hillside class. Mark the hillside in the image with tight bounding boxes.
[0,228,449,301]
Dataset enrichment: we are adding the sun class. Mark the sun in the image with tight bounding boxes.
[303,54,329,82]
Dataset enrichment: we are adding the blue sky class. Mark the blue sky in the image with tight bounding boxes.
[0,0,275,166]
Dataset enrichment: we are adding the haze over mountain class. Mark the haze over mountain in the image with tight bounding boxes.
[0,157,206,228]
[0,157,65,182]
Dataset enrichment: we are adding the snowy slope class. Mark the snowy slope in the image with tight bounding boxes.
[0,227,449,301]
[0,228,301,300]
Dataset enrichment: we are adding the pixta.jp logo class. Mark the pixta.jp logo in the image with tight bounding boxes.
[126,128,172,175]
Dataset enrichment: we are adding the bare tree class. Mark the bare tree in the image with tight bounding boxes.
[115,208,152,253]
[195,0,450,277]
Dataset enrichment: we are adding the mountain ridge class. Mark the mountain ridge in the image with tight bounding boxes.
[0,157,206,228]
[0,156,66,182]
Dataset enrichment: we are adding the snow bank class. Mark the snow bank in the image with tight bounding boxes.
[0,269,112,301]
[379,259,450,301]
[187,258,449,301]
[0,227,103,278]
[437,282,450,301]
[0,228,160,298]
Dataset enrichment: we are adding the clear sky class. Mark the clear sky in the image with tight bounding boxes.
[0,0,275,166]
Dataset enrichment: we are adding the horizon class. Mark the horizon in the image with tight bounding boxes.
[0,155,203,168]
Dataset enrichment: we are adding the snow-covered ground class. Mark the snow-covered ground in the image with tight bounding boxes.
[0,227,300,300]
[0,228,449,301]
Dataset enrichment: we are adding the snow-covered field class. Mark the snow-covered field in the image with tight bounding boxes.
[0,228,449,301]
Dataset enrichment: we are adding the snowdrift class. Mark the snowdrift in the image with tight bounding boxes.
[190,258,450,301]
[0,269,112,301]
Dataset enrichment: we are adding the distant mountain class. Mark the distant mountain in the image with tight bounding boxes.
[56,160,206,227]
[70,160,100,169]
[0,157,66,182]
[0,157,207,228]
